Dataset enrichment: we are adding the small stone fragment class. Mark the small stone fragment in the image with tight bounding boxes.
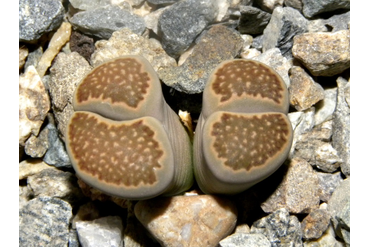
[19,197,72,246]
[91,28,176,71]
[332,77,350,177]
[301,208,331,240]
[143,6,169,34]
[19,66,50,146]
[68,229,80,247]
[69,0,111,10]
[24,46,43,69]
[135,195,237,247]
[158,25,244,93]
[261,158,320,214]
[219,233,271,247]
[289,66,325,111]
[19,45,29,70]
[36,22,72,77]
[19,185,33,210]
[240,48,262,59]
[292,30,350,77]
[304,224,346,247]
[158,0,218,57]
[317,171,344,202]
[69,31,95,63]
[251,208,303,246]
[262,6,309,58]
[308,11,350,33]
[24,125,49,158]
[254,0,284,13]
[302,0,350,18]
[48,52,91,140]
[314,88,337,126]
[147,0,180,5]
[70,5,146,39]
[76,216,124,247]
[19,0,65,42]
[285,0,303,11]
[238,5,271,35]
[19,159,53,180]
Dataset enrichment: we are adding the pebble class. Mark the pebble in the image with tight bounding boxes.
[27,167,85,205]
[308,11,350,33]
[76,216,124,247]
[292,30,350,77]
[158,0,218,57]
[301,208,331,240]
[219,233,271,247]
[68,229,80,247]
[19,45,28,70]
[19,196,72,246]
[254,0,284,13]
[71,201,102,228]
[238,5,271,35]
[143,6,169,34]
[19,185,33,210]
[69,5,146,39]
[250,208,303,246]
[69,31,95,62]
[304,224,346,247]
[91,28,176,71]
[24,124,49,158]
[284,0,303,11]
[48,52,91,140]
[19,65,50,146]
[327,178,350,245]
[314,88,338,126]
[317,171,343,203]
[262,6,308,58]
[19,0,65,42]
[69,0,111,10]
[24,46,43,69]
[302,0,350,18]
[260,158,320,214]
[332,77,350,177]
[158,25,244,94]
[134,195,237,247]
[289,66,325,111]
[19,159,52,180]
[147,0,180,5]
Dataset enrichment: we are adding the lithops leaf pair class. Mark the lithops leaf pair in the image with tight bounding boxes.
[194,59,293,194]
[66,55,193,200]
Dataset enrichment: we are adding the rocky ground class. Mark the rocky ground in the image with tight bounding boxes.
[19,0,350,246]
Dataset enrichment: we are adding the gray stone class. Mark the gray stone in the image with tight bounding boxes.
[317,171,344,202]
[19,186,33,210]
[289,66,325,111]
[68,229,80,247]
[76,216,124,247]
[302,0,350,18]
[251,208,303,247]
[91,28,176,71]
[252,48,292,87]
[19,197,72,246]
[147,0,180,5]
[27,167,84,205]
[19,0,65,42]
[238,6,271,35]
[43,123,73,168]
[24,46,43,70]
[219,233,271,247]
[304,224,346,247]
[301,209,331,240]
[19,159,53,180]
[24,125,49,158]
[327,178,350,244]
[69,5,146,39]
[158,25,244,94]
[158,0,218,57]
[314,88,338,126]
[285,0,303,11]
[292,30,350,77]
[251,34,264,51]
[262,6,308,58]
[261,158,320,214]
[69,0,111,10]
[254,0,284,13]
[308,11,350,33]
[48,52,92,140]
[332,77,350,177]
[19,45,28,70]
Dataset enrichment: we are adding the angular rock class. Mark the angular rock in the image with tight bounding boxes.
[317,171,344,203]
[24,125,49,158]
[143,6,169,34]
[254,0,284,13]
[19,159,52,180]
[19,197,72,246]
[308,11,350,33]
[69,5,146,39]
[301,208,331,240]
[158,0,218,57]
[261,158,320,214]
[48,52,91,140]
[327,178,350,243]
[332,77,350,176]
[304,224,346,247]
[238,6,271,35]
[19,45,28,70]
[91,28,176,71]
[292,30,350,76]
[147,0,180,5]
[71,201,102,228]
[19,66,50,146]
[19,185,33,210]
[68,229,80,247]
[219,233,271,247]
[289,66,325,111]
[24,46,43,70]
[284,0,303,11]
[69,0,111,10]
[302,0,350,18]
[251,208,303,246]
[252,48,292,87]
[158,25,244,93]
[43,123,73,168]
[27,167,84,205]
[19,0,65,42]
[135,195,237,247]
[76,216,124,247]
[314,88,337,126]
[262,6,309,58]
[70,31,95,63]
[240,48,262,59]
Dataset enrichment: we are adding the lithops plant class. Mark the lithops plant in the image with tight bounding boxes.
[66,55,193,200]
[194,59,293,194]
